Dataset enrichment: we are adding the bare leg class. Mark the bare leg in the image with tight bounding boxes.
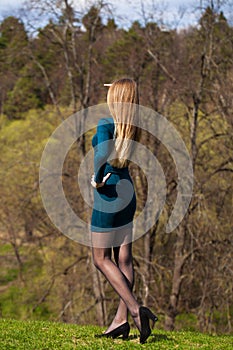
[92,231,141,330]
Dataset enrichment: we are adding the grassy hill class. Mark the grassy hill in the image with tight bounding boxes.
[0,319,232,349]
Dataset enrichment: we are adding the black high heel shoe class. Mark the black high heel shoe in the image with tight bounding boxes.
[139,306,158,344]
[97,322,130,340]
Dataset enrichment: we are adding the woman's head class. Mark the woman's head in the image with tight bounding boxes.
[107,78,139,106]
[107,78,140,168]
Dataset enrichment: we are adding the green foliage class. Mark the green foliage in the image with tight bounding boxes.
[4,70,44,118]
[103,23,146,80]
[0,268,18,284]
[0,16,28,70]
[0,286,25,319]
[0,243,12,254]
[82,6,104,41]
[176,313,198,332]
[0,107,62,245]
[0,16,30,118]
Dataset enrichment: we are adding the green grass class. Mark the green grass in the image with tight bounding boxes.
[0,319,232,349]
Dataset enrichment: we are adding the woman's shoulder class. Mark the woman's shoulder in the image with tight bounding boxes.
[97,117,114,134]
[97,117,114,126]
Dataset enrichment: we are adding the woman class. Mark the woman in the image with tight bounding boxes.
[91,78,157,344]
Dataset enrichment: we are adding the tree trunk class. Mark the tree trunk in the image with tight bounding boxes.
[165,225,186,330]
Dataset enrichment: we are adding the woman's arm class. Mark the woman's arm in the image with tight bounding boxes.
[93,119,113,183]
[91,173,111,188]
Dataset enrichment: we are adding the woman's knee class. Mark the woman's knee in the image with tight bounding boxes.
[92,253,101,269]
[92,249,109,270]
[118,251,132,269]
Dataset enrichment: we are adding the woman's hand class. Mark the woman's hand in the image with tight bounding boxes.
[91,173,111,188]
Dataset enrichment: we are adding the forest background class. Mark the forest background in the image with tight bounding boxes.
[0,0,232,334]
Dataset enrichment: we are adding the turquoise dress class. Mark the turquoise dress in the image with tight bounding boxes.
[91,117,136,232]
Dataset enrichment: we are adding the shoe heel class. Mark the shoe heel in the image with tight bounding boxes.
[141,307,158,330]
[139,306,158,344]
[122,328,130,340]
[147,309,158,328]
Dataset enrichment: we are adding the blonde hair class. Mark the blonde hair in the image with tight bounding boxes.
[107,78,140,168]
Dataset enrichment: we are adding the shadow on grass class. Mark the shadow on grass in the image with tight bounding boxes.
[127,333,172,343]
[128,334,138,340]
[94,331,173,344]
[150,334,173,342]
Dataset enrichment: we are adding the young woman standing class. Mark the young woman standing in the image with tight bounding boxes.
[91,78,157,344]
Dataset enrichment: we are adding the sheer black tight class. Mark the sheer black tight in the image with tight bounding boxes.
[91,229,140,331]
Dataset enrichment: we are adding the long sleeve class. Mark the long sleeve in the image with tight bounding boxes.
[94,118,114,183]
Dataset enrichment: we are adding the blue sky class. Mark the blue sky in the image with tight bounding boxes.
[0,0,195,12]
[0,0,230,29]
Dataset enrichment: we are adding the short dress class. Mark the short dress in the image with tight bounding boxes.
[91,117,136,232]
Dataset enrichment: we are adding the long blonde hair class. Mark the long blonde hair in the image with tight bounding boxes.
[107,78,140,168]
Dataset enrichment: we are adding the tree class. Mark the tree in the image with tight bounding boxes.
[0,17,28,118]
[163,5,233,330]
